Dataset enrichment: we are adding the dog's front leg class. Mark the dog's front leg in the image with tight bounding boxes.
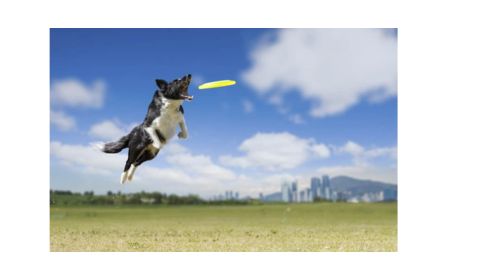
[178,119,188,139]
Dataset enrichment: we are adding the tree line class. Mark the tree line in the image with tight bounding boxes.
[50,190,252,206]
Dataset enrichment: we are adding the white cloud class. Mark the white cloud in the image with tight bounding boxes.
[51,79,106,108]
[50,110,76,131]
[50,136,396,197]
[218,156,251,169]
[51,140,198,193]
[338,140,396,163]
[242,99,254,113]
[51,141,124,173]
[311,144,331,158]
[288,114,305,124]
[88,120,129,141]
[50,140,239,195]
[364,146,397,159]
[340,141,365,156]
[164,143,236,181]
[242,29,397,117]
[219,132,330,171]
[162,142,189,155]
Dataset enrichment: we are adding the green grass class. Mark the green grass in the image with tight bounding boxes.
[50,203,397,252]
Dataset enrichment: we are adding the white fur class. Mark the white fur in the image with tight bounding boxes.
[120,172,127,184]
[144,97,188,151]
[127,164,137,181]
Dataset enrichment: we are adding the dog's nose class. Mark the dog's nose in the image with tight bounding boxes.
[187,74,192,79]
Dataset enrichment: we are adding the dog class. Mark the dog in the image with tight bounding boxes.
[99,74,193,184]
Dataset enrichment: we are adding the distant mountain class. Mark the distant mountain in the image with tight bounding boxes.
[330,176,397,195]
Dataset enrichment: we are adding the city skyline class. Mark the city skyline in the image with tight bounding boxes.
[269,175,397,203]
[206,174,397,203]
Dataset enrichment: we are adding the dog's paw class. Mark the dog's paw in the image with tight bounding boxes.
[127,165,136,181]
[177,131,188,139]
[120,172,128,184]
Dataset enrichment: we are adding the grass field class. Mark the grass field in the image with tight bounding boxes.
[50,203,397,252]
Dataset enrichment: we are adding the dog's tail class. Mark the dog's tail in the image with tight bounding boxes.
[98,134,130,153]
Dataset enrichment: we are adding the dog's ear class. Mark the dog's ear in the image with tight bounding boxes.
[155,79,168,92]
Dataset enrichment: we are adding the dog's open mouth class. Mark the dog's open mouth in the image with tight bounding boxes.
[180,94,193,101]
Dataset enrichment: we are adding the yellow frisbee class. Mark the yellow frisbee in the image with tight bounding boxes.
[198,80,236,90]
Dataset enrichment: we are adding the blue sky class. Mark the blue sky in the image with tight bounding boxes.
[50,28,397,197]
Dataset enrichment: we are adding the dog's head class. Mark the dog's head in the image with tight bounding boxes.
[155,74,193,101]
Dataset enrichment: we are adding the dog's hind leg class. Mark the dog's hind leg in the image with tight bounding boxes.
[127,149,158,182]
[121,158,132,184]
[130,148,159,181]
[120,172,128,184]
[121,128,152,184]
[127,146,151,182]
[127,164,137,181]
[121,147,142,184]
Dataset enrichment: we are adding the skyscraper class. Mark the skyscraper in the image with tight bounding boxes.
[383,189,397,201]
[321,175,331,199]
[281,181,291,202]
[322,175,330,188]
[331,191,337,202]
[299,190,305,202]
[325,187,331,200]
[310,177,322,200]
[291,181,298,203]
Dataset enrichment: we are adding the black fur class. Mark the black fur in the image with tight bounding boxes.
[102,134,130,153]
[101,74,192,177]
[143,90,164,127]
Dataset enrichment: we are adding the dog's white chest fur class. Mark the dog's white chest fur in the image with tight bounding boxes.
[145,98,184,149]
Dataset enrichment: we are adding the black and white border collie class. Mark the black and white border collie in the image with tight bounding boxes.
[99,74,193,184]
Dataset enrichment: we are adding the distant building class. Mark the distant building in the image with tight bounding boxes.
[319,175,330,199]
[310,177,322,199]
[348,197,360,203]
[322,175,330,188]
[299,190,305,202]
[330,190,337,202]
[336,192,347,202]
[140,197,155,204]
[281,181,291,202]
[234,192,239,200]
[291,181,298,202]
[324,187,331,200]
[383,189,397,201]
